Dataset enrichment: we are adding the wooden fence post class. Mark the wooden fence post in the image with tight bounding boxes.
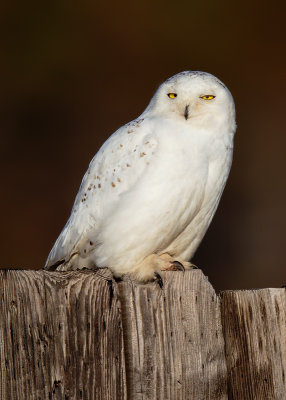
[0,269,285,399]
[118,270,227,399]
[221,289,286,399]
[0,269,126,400]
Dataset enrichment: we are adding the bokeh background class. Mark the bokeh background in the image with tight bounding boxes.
[1,0,286,290]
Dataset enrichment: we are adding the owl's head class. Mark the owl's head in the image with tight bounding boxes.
[145,71,236,133]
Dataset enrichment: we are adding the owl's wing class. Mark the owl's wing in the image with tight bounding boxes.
[45,118,158,268]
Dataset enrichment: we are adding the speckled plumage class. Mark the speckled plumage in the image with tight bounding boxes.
[45,71,236,281]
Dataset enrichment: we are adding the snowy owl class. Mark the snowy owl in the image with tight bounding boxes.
[45,71,236,283]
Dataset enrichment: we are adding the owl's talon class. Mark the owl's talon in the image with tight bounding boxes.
[169,261,185,272]
[170,261,185,271]
[154,272,163,288]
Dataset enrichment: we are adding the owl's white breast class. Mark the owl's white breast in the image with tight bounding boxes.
[154,116,233,258]
[161,136,233,260]
[92,116,234,273]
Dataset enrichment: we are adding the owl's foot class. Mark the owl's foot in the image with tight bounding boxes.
[158,253,195,271]
[131,254,169,283]
[131,253,194,285]
[162,260,185,272]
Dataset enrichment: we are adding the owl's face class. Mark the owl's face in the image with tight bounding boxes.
[148,71,235,132]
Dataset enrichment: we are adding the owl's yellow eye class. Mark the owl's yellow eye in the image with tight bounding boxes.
[201,95,215,100]
[167,93,177,99]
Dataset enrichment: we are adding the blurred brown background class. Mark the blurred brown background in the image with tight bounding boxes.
[1,0,285,290]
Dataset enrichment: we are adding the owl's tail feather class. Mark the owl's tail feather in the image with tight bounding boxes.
[45,258,66,271]
[45,251,79,271]
[45,229,98,271]
[46,250,97,272]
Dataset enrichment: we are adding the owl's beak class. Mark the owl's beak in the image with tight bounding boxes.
[184,105,189,120]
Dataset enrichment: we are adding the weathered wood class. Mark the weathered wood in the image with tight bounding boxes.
[221,288,286,400]
[1,269,286,400]
[0,269,126,400]
[118,270,227,399]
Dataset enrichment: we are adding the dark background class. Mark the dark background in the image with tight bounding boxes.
[1,1,286,290]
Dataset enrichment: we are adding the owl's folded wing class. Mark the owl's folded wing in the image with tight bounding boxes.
[45,118,158,269]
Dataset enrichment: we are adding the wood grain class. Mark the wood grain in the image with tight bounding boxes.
[0,269,126,400]
[1,269,286,399]
[118,270,228,400]
[221,288,286,400]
